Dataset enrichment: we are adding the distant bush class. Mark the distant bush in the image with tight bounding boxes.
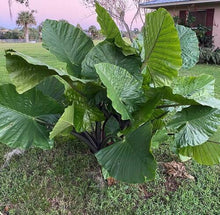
[0,29,22,39]
[199,47,220,64]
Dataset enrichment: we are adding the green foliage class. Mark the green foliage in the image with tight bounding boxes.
[95,63,145,120]
[0,84,63,149]
[179,142,220,165]
[96,122,156,183]
[1,4,220,183]
[0,140,219,214]
[176,24,199,69]
[144,8,182,87]
[82,40,141,80]
[199,47,220,65]
[0,29,23,39]
[195,25,213,48]
[42,19,94,77]
[168,106,220,147]
[95,2,136,56]
[16,10,36,42]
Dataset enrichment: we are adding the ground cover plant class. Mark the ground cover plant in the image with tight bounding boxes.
[1,3,220,184]
[0,139,219,214]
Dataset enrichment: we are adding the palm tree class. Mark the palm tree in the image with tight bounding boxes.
[16,11,36,42]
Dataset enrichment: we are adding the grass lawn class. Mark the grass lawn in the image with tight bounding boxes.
[0,43,219,214]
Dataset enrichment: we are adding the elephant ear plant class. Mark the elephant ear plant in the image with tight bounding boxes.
[2,3,220,183]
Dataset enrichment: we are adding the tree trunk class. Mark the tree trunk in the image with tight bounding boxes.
[24,24,29,43]
[122,20,133,43]
[119,11,133,43]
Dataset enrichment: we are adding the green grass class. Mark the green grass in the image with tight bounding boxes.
[0,43,220,214]
[181,64,220,98]
[0,43,65,85]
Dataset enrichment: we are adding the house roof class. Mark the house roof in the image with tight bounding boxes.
[140,0,220,8]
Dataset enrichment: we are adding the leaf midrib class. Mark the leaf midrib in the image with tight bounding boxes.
[145,13,166,64]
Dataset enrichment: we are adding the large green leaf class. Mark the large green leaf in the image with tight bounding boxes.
[144,8,182,86]
[81,40,141,80]
[179,142,220,165]
[176,25,199,69]
[96,122,156,183]
[151,129,170,149]
[146,86,195,106]
[146,75,220,109]
[171,75,220,109]
[104,116,120,137]
[5,50,90,94]
[95,3,136,56]
[95,63,145,120]
[36,76,65,103]
[42,19,94,77]
[0,84,63,149]
[131,89,162,130]
[50,104,74,139]
[168,106,220,147]
[50,93,104,137]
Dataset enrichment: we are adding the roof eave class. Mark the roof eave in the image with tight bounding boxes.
[140,0,220,9]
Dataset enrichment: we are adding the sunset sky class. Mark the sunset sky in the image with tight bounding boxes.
[0,0,143,30]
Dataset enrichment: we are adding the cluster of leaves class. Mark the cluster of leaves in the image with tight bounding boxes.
[199,47,220,65]
[0,29,22,40]
[1,3,220,183]
[195,25,213,48]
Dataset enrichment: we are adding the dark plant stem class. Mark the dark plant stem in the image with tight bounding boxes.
[122,20,133,43]
[95,122,102,148]
[72,131,98,153]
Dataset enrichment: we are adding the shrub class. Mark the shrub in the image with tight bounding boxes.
[199,47,220,64]
[1,4,220,183]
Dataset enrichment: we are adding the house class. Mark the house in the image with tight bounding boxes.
[140,0,220,48]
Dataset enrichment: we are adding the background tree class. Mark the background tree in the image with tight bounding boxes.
[88,25,99,39]
[29,27,39,41]
[9,0,147,42]
[0,29,23,39]
[16,11,36,42]
[8,0,29,18]
[37,22,43,42]
[82,0,146,42]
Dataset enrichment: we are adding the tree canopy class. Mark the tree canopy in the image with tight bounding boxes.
[16,11,36,42]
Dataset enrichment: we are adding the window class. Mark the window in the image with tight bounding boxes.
[189,11,206,27]
[179,9,214,35]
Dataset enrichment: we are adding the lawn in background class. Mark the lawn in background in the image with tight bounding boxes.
[0,43,219,214]
[0,43,65,85]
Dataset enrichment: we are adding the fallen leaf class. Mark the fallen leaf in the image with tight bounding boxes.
[107,177,117,186]
[163,161,195,180]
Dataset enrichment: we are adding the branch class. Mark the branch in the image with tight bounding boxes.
[130,6,141,31]
[71,130,98,153]
[130,0,144,31]
[8,0,12,19]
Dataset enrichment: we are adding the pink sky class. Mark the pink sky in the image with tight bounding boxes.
[0,0,143,30]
